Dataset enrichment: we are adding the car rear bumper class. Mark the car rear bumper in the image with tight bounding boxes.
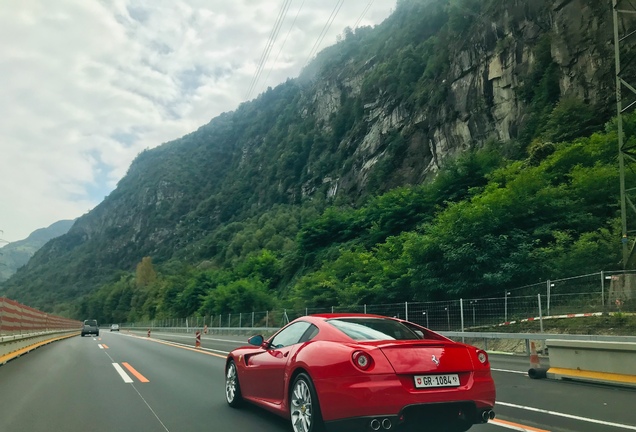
[324,401,494,432]
[316,372,495,425]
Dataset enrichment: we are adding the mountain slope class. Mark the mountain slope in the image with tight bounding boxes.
[0,220,75,283]
[2,0,628,309]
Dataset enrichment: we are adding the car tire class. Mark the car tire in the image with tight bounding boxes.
[290,373,323,432]
[225,360,243,408]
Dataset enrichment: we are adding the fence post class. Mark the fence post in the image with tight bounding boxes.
[504,290,509,323]
[0,297,4,335]
[538,294,544,333]
[600,271,606,308]
[364,304,367,314]
[228,313,231,328]
[239,313,242,328]
[460,299,465,343]
[252,311,255,327]
[546,279,551,316]
[405,302,409,322]
[266,310,269,328]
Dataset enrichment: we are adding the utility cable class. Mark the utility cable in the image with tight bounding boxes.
[260,0,307,92]
[245,0,293,100]
[304,0,344,67]
[352,0,374,30]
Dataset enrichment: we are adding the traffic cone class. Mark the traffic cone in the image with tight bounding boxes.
[527,341,547,379]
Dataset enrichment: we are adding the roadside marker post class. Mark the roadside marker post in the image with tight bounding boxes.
[530,342,540,369]
[147,329,151,338]
[195,331,201,348]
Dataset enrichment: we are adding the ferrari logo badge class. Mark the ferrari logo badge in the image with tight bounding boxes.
[238,355,243,362]
[431,355,439,366]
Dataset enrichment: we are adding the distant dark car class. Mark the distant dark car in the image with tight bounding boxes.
[110,324,120,332]
[81,320,99,337]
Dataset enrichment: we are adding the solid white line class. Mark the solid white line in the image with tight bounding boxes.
[98,344,104,349]
[143,332,246,344]
[491,368,527,375]
[153,339,230,355]
[130,384,170,432]
[498,401,636,430]
[112,363,133,383]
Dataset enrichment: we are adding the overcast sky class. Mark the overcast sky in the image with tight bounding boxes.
[0,0,396,244]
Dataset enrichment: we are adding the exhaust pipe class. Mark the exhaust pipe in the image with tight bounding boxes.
[370,419,381,431]
[382,418,392,429]
[481,410,495,422]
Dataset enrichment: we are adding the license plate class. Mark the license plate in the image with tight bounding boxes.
[414,374,460,388]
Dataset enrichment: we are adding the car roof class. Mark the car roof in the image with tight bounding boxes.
[283,314,407,343]
[308,313,393,320]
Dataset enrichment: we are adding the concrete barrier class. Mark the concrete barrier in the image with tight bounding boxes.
[546,339,636,388]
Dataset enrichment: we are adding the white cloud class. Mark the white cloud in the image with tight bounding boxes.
[0,0,396,243]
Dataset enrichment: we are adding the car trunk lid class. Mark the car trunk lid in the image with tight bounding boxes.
[365,340,474,374]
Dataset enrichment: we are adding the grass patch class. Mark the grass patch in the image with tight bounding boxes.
[481,313,636,336]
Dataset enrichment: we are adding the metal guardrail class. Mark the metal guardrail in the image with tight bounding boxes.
[0,329,80,344]
[121,327,636,342]
[442,331,636,343]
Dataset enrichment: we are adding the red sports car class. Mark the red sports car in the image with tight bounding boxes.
[225,314,496,432]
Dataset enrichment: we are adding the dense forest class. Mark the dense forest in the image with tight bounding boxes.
[76,109,630,322]
[1,0,630,321]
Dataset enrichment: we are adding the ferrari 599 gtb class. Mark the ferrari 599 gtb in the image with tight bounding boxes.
[225,313,496,432]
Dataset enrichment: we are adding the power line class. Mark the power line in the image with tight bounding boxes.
[353,0,374,30]
[260,0,307,93]
[245,0,291,99]
[304,0,344,67]
[245,0,293,100]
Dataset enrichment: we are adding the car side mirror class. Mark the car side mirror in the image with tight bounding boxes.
[248,335,264,346]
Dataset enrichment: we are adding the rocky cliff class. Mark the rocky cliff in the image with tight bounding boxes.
[2,0,628,307]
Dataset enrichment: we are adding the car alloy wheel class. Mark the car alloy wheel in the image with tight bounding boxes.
[290,374,322,432]
[225,360,242,407]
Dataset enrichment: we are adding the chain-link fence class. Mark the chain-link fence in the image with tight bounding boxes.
[127,270,636,332]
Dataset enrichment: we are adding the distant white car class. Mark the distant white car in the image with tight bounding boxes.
[110,324,120,332]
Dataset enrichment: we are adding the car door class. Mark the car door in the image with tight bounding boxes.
[242,321,313,404]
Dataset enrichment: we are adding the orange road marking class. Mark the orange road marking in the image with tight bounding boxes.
[122,362,149,383]
[491,418,550,432]
[102,344,109,349]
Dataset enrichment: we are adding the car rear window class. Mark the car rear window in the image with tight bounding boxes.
[84,320,97,326]
[327,318,423,341]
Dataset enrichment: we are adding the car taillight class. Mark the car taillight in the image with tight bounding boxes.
[477,350,488,365]
[352,351,373,370]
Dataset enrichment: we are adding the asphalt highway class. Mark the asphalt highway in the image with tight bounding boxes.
[0,330,634,432]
